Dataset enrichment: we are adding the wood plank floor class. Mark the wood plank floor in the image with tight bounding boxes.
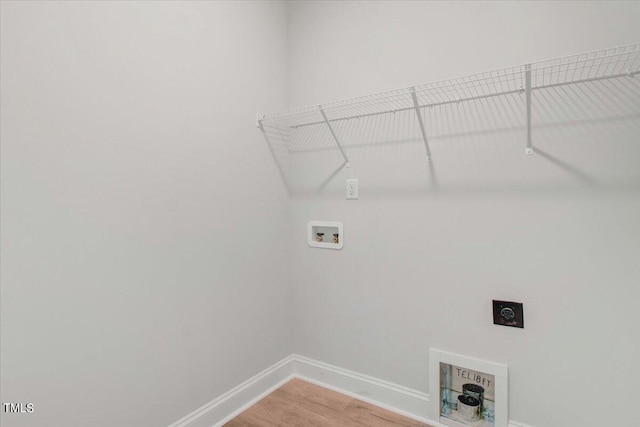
[224,378,433,427]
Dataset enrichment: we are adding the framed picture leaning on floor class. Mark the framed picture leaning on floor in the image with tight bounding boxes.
[429,349,508,427]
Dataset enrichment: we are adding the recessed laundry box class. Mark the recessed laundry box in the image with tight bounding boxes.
[307,221,343,249]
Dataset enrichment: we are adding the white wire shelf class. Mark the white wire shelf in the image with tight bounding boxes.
[257,43,640,165]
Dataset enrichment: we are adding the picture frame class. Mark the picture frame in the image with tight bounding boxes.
[429,349,508,427]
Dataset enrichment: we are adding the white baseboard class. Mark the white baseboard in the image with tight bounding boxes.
[167,353,534,427]
[167,355,295,427]
[292,354,431,423]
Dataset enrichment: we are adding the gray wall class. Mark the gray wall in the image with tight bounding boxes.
[2,2,639,427]
[0,2,292,426]
[287,2,640,427]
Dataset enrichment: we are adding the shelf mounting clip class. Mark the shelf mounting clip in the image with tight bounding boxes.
[320,107,350,168]
[410,87,432,161]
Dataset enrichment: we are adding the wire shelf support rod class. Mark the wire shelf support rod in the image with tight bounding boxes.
[320,107,351,168]
[410,87,433,161]
[525,64,534,155]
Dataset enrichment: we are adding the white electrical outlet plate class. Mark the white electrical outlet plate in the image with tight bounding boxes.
[346,179,358,200]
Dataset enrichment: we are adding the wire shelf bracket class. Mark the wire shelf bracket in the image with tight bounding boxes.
[410,87,432,160]
[257,116,292,194]
[319,108,350,168]
[524,64,534,155]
